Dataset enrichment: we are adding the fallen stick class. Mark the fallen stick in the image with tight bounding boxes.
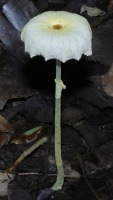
[5,136,48,173]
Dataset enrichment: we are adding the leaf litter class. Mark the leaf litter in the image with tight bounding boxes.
[0,115,13,148]
[1,0,113,200]
[11,126,42,144]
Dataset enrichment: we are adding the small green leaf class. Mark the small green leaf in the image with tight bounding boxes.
[23,126,42,136]
[11,126,42,144]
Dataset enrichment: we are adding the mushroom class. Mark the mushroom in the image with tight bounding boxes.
[21,11,92,191]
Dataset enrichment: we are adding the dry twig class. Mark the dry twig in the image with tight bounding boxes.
[5,136,48,173]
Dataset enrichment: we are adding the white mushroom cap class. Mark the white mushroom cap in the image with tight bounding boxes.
[21,11,92,63]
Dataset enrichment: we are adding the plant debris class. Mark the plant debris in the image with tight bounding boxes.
[0,0,113,200]
[11,126,42,144]
[0,173,14,196]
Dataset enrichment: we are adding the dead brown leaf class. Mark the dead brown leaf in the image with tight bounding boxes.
[11,126,42,144]
[102,61,113,96]
[0,115,13,148]
[108,0,113,11]
[0,133,10,148]
[0,173,14,196]
[0,115,13,133]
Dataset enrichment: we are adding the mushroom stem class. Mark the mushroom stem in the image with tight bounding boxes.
[52,59,66,191]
